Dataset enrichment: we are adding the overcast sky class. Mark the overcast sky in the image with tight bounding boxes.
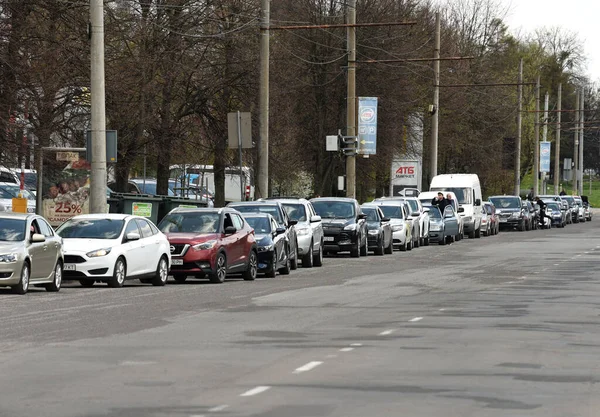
[500,0,600,82]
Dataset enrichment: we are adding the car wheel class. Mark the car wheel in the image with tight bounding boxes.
[468,229,475,238]
[423,236,430,246]
[399,240,407,251]
[350,236,360,258]
[45,261,62,292]
[313,241,324,267]
[360,235,368,256]
[279,247,291,275]
[80,280,95,288]
[439,233,446,245]
[151,256,169,286]
[384,236,393,254]
[108,257,126,288]
[266,250,277,278]
[303,242,314,268]
[475,226,481,238]
[173,274,187,284]
[407,239,413,250]
[209,252,227,283]
[12,262,30,295]
[290,242,299,270]
[242,250,257,281]
[375,235,384,256]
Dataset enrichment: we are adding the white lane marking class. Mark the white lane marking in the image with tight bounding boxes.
[554,264,560,266]
[209,405,229,412]
[350,343,363,347]
[189,415,205,417]
[439,308,446,311]
[326,354,337,358]
[340,347,354,352]
[119,360,157,366]
[379,329,395,336]
[409,317,423,322]
[240,386,271,397]
[293,361,323,374]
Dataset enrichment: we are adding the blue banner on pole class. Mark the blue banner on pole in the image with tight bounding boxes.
[540,142,551,173]
[358,97,378,155]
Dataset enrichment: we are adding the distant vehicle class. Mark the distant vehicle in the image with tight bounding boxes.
[419,191,464,240]
[488,195,527,231]
[169,180,214,207]
[242,213,290,277]
[481,202,498,236]
[546,201,566,228]
[428,205,459,245]
[560,195,578,223]
[170,164,254,202]
[310,197,368,258]
[430,174,483,238]
[0,182,36,213]
[0,213,63,294]
[130,178,176,196]
[158,207,257,283]
[581,196,592,221]
[360,204,393,255]
[0,168,19,184]
[573,196,586,222]
[539,195,571,224]
[106,180,144,194]
[57,214,171,287]
[369,200,412,251]
[521,200,535,231]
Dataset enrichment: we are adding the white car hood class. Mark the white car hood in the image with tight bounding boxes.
[62,238,120,253]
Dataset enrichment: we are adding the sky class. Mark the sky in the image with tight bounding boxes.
[500,0,600,82]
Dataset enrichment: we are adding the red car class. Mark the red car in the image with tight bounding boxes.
[158,207,257,283]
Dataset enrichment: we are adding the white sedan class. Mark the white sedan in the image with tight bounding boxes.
[56,214,171,288]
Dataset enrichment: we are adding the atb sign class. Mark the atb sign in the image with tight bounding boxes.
[357,97,378,155]
[540,142,551,173]
[390,160,421,196]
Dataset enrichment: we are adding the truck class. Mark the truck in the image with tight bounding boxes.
[169,164,254,203]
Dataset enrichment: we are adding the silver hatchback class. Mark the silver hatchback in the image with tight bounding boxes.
[0,213,63,294]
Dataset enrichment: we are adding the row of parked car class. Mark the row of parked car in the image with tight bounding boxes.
[0,182,591,294]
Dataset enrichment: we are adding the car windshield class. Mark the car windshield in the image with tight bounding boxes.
[56,219,125,239]
[429,207,442,219]
[489,197,520,209]
[311,201,355,219]
[547,203,560,211]
[406,200,419,213]
[24,173,37,189]
[0,218,26,241]
[0,184,35,200]
[483,205,492,214]
[231,205,283,224]
[158,212,220,234]
[362,207,379,221]
[562,196,575,206]
[282,203,307,222]
[133,181,175,196]
[378,205,404,219]
[431,187,471,204]
[245,217,272,234]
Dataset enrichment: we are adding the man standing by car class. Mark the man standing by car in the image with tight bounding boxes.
[431,192,449,212]
[535,196,547,227]
[526,188,534,201]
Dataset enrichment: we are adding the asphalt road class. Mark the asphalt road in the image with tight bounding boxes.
[1,219,599,417]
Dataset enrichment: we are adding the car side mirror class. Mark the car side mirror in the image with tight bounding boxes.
[31,233,45,243]
[423,207,430,213]
[310,215,321,223]
[357,213,367,220]
[275,226,286,235]
[381,217,390,223]
[475,198,481,206]
[288,219,298,226]
[457,207,465,213]
[224,226,237,235]
[411,211,420,217]
[126,232,140,241]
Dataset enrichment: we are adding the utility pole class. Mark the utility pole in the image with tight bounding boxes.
[572,89,579,195]
[542,91,549,192]
[579,89,584,195]
[533,76,540,195]
[89,0,107,213]
[514,58,523,196]
[256,0,270,199]
[554,83,562,194]
[429,11,441,181]
[345,0,357,198]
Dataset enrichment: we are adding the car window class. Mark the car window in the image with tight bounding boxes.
[245,216,271,234]
[429,207,442,219]
[311,201,355,219]
[136,219,154,238]
[282,203,308,222]
[148,221,159,235]
[125,219,140,236]
[0,218,26,241]
[37,219,54,237]
[158,212,220,234]
[231,204,284,224]
[0,172,17,183]
[362,208,379,221]
[406,200,419,213]
[232,214,244,230]
[444,206,454,217]
[56,218,125,239]
[378,205,404,219]
[223,213,234,230]
[489,197,520,209]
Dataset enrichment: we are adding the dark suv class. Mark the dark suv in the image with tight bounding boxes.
[309,197,368,257]
[489,195,527,231]
[227,201,299,269]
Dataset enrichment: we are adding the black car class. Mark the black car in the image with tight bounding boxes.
[310,197,368,258]
[242,213,290,277]
[489,196,527,231]
[361,204,393,255]
[228,201,299,269]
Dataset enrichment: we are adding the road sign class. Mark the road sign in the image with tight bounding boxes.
[540,142,551,173]
[357,97,378,155]
[86,130,118,163]
[227,112,252,149]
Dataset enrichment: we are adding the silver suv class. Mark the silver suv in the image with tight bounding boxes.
[269,198,324,267]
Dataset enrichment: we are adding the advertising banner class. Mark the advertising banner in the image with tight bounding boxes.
[42,150,91,227]
[390,160,421,196]
[540,142,551,173]
[357,97,378,155]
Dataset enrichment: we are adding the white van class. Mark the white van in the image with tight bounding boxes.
[429,174,483,238]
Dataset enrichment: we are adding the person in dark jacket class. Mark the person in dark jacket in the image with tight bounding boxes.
[431,192,449,212]
[535,196,547,227]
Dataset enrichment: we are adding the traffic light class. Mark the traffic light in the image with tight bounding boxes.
[341,135,358,156]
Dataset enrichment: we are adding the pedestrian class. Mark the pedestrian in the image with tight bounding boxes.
[535,197,547,227]
[431,192,449,212]
[559,189,567,196]
[446,193,455,210]
[526,188,534,201]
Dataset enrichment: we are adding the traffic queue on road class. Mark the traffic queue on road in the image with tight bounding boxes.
[0,173,592,294]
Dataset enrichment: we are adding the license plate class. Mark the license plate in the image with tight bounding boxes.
[500,218,507,223]
[171,259,183,265]
[323,236,334,242]
[64,264,76,271]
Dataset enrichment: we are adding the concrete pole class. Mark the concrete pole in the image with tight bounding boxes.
[542,92,549,191]
[89,0,107,213]
[256,0,270,199]
[553,84,562,194]
[579,89,584,195]
[572,89,579,195]
[533,76,540,195]
[514,59,523,196]
[345,0,357,198]
[429,12,441,181]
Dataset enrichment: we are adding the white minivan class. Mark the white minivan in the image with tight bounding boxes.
[429,174,483,238]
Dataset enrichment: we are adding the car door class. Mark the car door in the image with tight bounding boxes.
[444,206,458,236]
[29,219,54,281]
[222,213,242,269]
[308,203,323,251]
[135,219,160,274]
[37,218,60,278]
[231,213,250,266]
[121,219,145,276]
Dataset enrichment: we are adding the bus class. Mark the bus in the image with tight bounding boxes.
[169,164,254,203]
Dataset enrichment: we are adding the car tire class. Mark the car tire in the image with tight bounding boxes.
[468,229,475,238]
[350,237,360,258]
[151,256,169,286]
[360,235,368,256]
[475,226,481,238]
[80,280,95,288]
[423,236,430,246]
[209,252,227,283]
[266,250,277,278]
[12,262,30,295]
[313,241,324,267]
[173,274,187,284]
[279,247,291,275]
[384,237,393,254]
[407,239,413,250]
[108,257,126,288]
[375,235,384,256]
[399,240,407,251]
[439,234,446,245]
[45,261,62,292]
[242,250,257,281]
[290,242,299,270]
[303,242,314,268]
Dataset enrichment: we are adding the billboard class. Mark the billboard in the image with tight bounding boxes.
[540,142,551,173]
[357,97,378,155]
[390,160,422,196]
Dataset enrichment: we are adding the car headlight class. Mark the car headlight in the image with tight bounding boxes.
[511,212,520,219]
[295,227,311,236]
[86,248,112,258]
[343,224,357,231]
[258,244,273,252]
[192,240,217,251]
[392,224,404,232]
[0,253,18,263]
[430,223,442,232]
[368,229,379,235]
